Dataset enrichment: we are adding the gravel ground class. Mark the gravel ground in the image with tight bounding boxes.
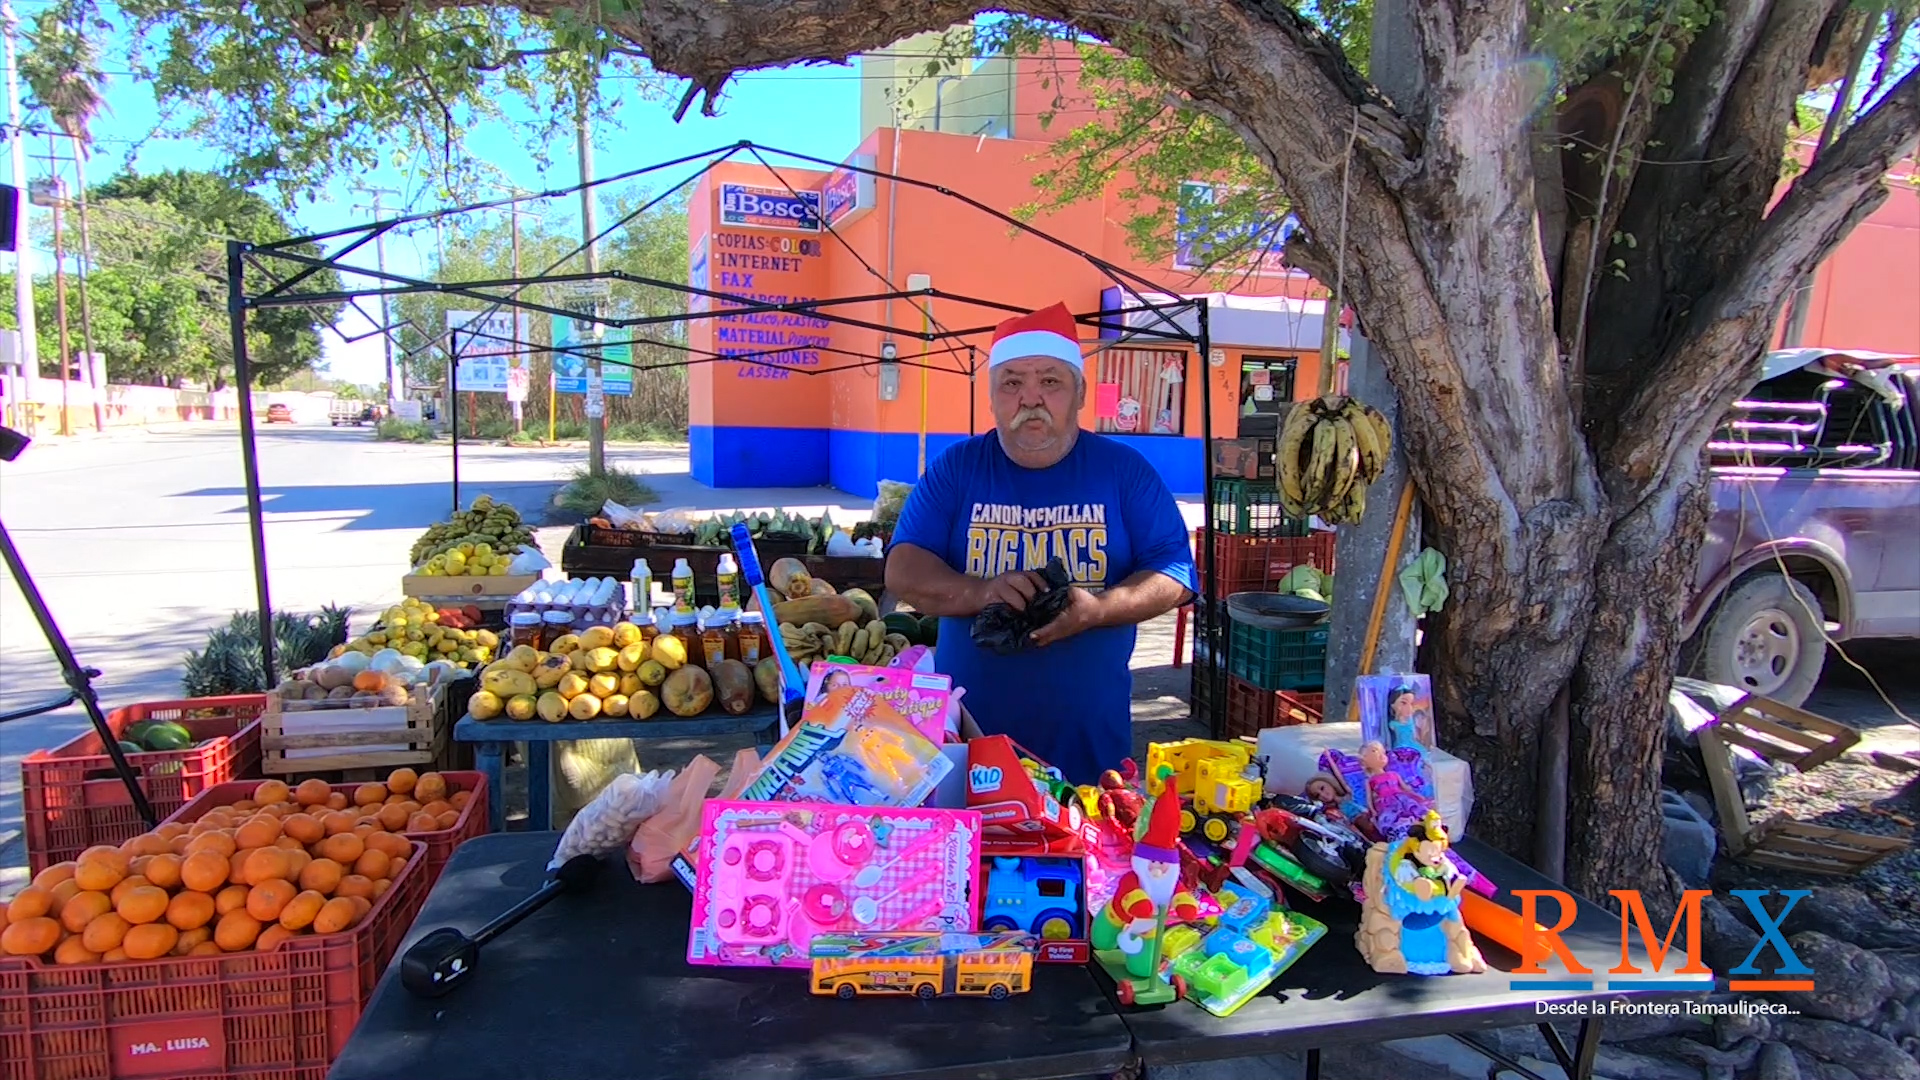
[1714,747,1920,917]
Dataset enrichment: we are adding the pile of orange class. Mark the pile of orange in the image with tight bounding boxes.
[2,769,463,965]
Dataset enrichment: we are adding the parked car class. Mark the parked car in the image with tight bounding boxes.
[265,403,294,424]
[1682,350,1920,705]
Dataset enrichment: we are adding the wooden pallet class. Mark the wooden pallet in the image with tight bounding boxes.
[261,685,447,774]
[1708,694,1861,771]
[1697,697,1907,876]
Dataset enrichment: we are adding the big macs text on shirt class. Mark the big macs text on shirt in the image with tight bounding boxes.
[964,501,1110,587]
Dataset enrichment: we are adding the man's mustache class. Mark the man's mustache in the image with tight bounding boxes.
[1012,406,1053,426]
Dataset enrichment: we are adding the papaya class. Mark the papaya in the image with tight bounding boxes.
[771,595,863,630]
[710,660,755,716]
[767,557,811,598]
[841,589,880,624]
[881,612,921,646]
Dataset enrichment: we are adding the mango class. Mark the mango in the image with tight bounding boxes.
[500,645,541,673]
[556,672,591,699]
[467,690,504,720]
[649,636,687,671]
[578,626,616,651]
[589,672,620,698]
[505,694,538,721]
[535,691,568,723]
[585,647,619,674]
[547,633,582,655]
[533,654,571,689]
[611,622,644,648]
[567,693,602,720]
[602,694,630,718]
[481,669,537,700]
[629,689,661,720]
[616,643,647,672]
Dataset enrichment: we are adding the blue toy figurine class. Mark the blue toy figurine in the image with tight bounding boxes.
[1355,811,1486,976]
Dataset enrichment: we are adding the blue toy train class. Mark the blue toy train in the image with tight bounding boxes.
[980,856,1084,940]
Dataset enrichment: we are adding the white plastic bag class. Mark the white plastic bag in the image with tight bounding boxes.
[549,770,676,870]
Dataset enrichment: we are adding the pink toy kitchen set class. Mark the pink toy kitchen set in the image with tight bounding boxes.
[687,800,984,969]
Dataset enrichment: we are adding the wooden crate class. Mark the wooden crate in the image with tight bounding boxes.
[1697,698,1908,876]
[261,683,447,774]
[1707,695,1861,771]
[401,572,542,604]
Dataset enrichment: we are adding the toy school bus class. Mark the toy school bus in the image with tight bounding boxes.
[810,931,1037,1000]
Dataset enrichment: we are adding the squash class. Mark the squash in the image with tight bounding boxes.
[352,671,388,693]
[771,594,864,629]
[841,588,881,624]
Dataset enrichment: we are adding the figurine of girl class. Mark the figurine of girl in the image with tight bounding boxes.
[1358,741,1426,831]
[1302,773,1351,820]
[1385,686,1434,757]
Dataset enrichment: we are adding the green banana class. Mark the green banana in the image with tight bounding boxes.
[1275,401,1317,506]
[1343,400,1387,487]
[1301,417,1339,509]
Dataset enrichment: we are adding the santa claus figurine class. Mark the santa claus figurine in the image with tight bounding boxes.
[1090,772,1201,978]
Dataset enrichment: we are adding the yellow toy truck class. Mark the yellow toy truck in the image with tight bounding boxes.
[1144,739,1265,843]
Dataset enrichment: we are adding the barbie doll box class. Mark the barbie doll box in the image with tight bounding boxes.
[1254,721,1473,838]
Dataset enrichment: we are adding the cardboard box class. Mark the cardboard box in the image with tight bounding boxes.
[1213,437,1276,480]
[965,736,1084,843]
[401,572,542,604]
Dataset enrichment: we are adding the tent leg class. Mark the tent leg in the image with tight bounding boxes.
[451,365,461,514]
[228,241,276,686]
[1196,300,1217,738]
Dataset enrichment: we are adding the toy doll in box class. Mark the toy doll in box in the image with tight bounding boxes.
[741,680,951,807]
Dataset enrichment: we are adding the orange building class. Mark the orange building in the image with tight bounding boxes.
[686,38,1918,495]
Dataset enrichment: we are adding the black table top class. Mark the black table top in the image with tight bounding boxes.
[1119,838,1708,1066]
[328,832,1134,1080]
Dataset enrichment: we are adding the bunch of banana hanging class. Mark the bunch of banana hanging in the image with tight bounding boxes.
[1275,395,1393,525]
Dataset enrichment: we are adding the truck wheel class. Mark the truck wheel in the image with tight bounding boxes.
[1691,573,1826,706]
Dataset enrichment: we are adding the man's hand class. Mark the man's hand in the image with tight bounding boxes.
[1030,586,1103,647]
[975,570,1047,612]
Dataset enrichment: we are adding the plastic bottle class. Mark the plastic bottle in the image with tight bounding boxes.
[715,553,741,613]
[671,558,696,615]
[629,559,654,615]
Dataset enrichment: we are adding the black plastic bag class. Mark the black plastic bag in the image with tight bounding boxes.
[971,558,1075,655]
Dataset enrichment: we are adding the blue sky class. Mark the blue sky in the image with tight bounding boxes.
[5,31,869,385]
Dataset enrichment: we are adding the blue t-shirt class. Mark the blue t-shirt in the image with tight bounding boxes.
[892,433,1198,784]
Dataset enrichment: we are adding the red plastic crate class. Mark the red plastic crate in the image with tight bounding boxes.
[23,696,268,875]
[1194,529,1336,600]
[161,771,490,887]
[0,840,429,1080]
[1223,678,1325,741]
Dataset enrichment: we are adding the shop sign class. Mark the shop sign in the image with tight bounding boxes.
[708,231,826,381]
[447,309,529,393]
[688,234,711,313]
[821,154,877,228]
[719,183,821,232]
[1174,180,1299,275]
[550,313,634,396]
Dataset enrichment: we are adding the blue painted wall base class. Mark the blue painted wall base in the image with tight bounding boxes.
[691,426,1205,497]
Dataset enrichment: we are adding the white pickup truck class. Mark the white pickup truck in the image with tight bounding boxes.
[328,400,378,426]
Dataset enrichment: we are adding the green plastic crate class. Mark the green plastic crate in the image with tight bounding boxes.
[1227,619,1329,691]
[1210,477,1310,538]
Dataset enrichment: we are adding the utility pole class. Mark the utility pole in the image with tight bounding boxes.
[71,139,100,432]
[576,95,605,477]
[353,186,401,404]
[505,195,538,437]
[32,140,71,436]
[3,0,40,419]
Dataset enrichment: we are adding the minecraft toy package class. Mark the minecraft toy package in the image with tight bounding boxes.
[739,679,952,808]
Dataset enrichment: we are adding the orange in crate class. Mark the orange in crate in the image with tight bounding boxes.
[23,696,268,874]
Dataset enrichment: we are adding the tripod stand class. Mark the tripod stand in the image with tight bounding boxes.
[0,426,156,828]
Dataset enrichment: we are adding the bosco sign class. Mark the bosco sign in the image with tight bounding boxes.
[719,183,821,232]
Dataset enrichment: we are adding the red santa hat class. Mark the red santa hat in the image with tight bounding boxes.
[1132,779,1183,866]
[988,302,1084,372]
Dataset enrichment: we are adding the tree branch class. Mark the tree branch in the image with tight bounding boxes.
[1604,62,1920,506]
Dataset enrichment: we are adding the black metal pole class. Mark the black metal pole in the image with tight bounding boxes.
[0,519,158,825]
[228,240,277,686]
[450,330,461,513]
[1196,299,1219,738]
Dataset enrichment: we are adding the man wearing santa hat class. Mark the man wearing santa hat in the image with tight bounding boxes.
[885,302,1198,784]
[1091,774,1199,977]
